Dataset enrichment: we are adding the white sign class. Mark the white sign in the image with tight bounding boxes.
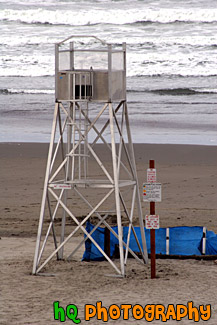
[147,168,156,183]
[145,215,160,229]
[52,184,72,190]
[143,183,162,202]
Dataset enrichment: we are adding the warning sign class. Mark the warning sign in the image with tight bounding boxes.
[52,184,72,190]
[143,183,162,202]
[147,168,156,183]
[145,215,160,229]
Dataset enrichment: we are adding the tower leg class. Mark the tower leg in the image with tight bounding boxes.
[109,103,125,277]
[32,102,59,274]
[59,102,72,259]
[124,102,148,264]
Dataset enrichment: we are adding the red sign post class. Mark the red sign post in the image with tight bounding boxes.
[143,160,161,279]
[150,160,156,279]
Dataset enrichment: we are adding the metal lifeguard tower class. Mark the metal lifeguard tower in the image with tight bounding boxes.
[33,35,148,277]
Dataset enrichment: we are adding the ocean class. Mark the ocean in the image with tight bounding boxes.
[0,0,217,145]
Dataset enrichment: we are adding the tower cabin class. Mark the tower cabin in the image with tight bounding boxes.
[55,35,126,103]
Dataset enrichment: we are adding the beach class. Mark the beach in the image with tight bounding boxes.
[1,142,217,324]
[1,0,217,323]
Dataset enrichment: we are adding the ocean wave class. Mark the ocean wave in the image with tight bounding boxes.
[150,88,217,95]
[128,88,217,95]
[2,87,216,97]
[2,69,217,78]
[0,88,54,95]
[0,7,217,26]
[127,69,217,78]
[2,33,217,50]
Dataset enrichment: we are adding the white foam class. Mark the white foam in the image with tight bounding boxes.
[1,4,217,78]
[127,52,217,77]
[196,88,217,93]
[0,53,54,77]
[7,88,54,94]
[1,7,217,26]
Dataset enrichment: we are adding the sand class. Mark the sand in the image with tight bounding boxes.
[1,142,217,324]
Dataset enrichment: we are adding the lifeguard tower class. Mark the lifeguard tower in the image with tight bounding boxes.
[32,35,148,277]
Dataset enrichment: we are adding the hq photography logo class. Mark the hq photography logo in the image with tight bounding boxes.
[53,301,211,323]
